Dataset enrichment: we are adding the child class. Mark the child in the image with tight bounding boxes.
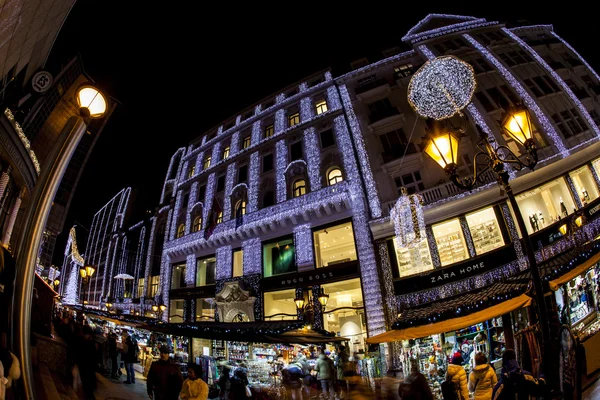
[180,363,209,400]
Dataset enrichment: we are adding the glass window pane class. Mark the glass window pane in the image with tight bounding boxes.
[233,250,243,277]
[195,298,215,322]
[169,300,184,323]
[394,237,433,277]
[197,256,216,286]
[264,289,297,321]
[570,166,599,205]
[313,222,357,268]
[171,263,186,289]
[263,238,295,277]
[432,219,469,266]
[516,177,577,234]
[465,207,505,255]
[136,278,145,298]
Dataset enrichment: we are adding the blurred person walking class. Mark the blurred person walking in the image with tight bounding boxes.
[468,352,497,400]
[180,363,209,400]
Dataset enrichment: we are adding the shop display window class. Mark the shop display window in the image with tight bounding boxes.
[556,266,598,327]
[264,288,297,321]
[516,177,577,234]
[393,237,433,277]
[321,278,366,354]
[195,298,215,321]
[171,263,186,289]
[313,222,357,268]
[169,299,185,323]
[263,237,295,277]
[432,219,469,266]
[570,166,599,206]
[233,249,243,277]
[465,207,505,255]
[196,256,216,286]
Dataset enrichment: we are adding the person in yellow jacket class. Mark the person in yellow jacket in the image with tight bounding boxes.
[446,352,470,400]
[180,363,209,400]
[468,352,498,400]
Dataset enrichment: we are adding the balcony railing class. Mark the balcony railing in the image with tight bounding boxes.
[355,78,389,95]
[368,107,401,124]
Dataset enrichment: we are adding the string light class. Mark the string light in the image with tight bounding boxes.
[460,217,477,257]
[300,97,313,121]
[377,241,398,321]
[565,175,583,209]
[202,173,216,229]
[160,148,186,204]
[242,238,261,275]
[293,224,313,267]
[390,190,425,248]
[216,246,232,280]
[426,226,442,269]
[549,31,600,82]
[303,127,322,191]
[276,139,288,203]
[251,119,262,146]
[3,108,40,173]
[402,14,493,43]
[142,216,157,302]
[132,226,146,296]
[248,152,260,213]
[223,163,237,222]
[500,204,526,265]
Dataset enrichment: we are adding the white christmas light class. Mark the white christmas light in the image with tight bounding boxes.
[549,31,600,82]
[202,173,216,229]
[403,15,497,43]
[63,264,80,304]
[248,152,260,213]
[230,132,240,156]
[276,140,288,203]
[169,190,183,241]
[160,148,186,204]
[460,217,477,257]
[390,190,425,248]
[300,97,313,121]
[426,226,442,269]
[500,204,526,264]
[223,163,237,222]
[216,246,232,280]
[304,127,322,192]
[4,108,40,173]
[251,119,262,146]
[133,226,146,296]
[293,224,313,266]
[65,227,85,265]
[377,241,398,321]
[275,108,286,134]
[565,175,583,209]
[242,238,262,275]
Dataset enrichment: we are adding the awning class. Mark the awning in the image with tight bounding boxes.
[64,304,153,328]
[367,293,532,343]
[549,251,600,291]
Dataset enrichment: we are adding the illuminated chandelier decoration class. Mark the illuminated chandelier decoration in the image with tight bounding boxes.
[390,187,425,248]
[408,55,476,120]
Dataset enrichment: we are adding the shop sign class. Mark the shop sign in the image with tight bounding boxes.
[584,197,600,221]
[394,245,516,293]
[262,261,359,290]
[170,284,216,299]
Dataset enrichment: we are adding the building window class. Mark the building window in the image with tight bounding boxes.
[290,141,303,161]
[570,166,599,205]
[515,177,577,234]
[169,300,184,323]
[149,275,159,297]
[465,207,505,255]
[432,219,469,266]
[176,223,185,238]
[265,124,274,138]
[235,200,246,217]
[313,222,357,268]
[475,91,496,112]
[263,237,295,277]
[552,109,586,138]
[171,263,186,289]
[238,165,248,183]
[182,193,189,209]
[315,99,328,115]
[394,171,424,195]
[222,146,230,160]
[196,298,215,321]
[379,128,409,162]
[243,136,251,149]
[197,256,216,286]
[293,179,306,198]
[263,191,275,208]
[233,249,243,277]
[264,288,297,321]
[198,185,206,203]
[289,112,300,127]
[216,211,223,224]
[203,156,212,170]
[328,168,343,186]
[393,237,433,277]
[187,165,195,179]
[263,153,273,172]
[136,278,145,298]
[533,76,558,95]
[320,129,335,149]
[193,215,202,232]
[217,175,225,192]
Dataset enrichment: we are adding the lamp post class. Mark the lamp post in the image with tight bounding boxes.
[105,302,113,313]
[422,104,551,357]
[152,304,167,320]
[294,288,329,327]
[79,265,96,309]
[13,84,107,399]
[53,279,60,291]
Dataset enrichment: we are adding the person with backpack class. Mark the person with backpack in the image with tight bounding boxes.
[122,330,138,384]
[443,352,469,400]
[468,352,497,400]
[492,349,546,400]
[314,349,336,399]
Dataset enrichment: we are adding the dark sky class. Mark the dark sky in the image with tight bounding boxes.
[48,2,600,263]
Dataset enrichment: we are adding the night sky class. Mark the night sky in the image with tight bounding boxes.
[48,2,600,264]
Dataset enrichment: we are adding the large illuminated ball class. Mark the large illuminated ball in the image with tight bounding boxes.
[408,56,476,120]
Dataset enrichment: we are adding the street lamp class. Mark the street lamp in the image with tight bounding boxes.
[294,288,329,325]
[105,302,113,312]
[423,104,550,357]
[53,279,60,290]
[152,304,167,319]
[79,265,95,308]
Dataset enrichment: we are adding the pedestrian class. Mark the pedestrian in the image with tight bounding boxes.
[146,345,184,400]
[444,352,469,400]
[314,349,336,400]
[107,331,119,379]
[468,352,497,400]
[216,360,231,400]
[492,349,546,400]
[282,361,304,400]
[76,325,97,400]
[398,358,434,400]
[180,363,209,400]
[229,364,249,399]
[122,330,137,384]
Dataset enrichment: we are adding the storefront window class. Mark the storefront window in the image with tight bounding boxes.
[516,177,577,234]
[196,256,216,286]
[136,278,144,298]
[432,219,469,266]
[313,222,357,268]
[169,299,185,323]
[570,166,599,206]
[196,298,215,321]
[393,237,433,277]
[149,275,159,297]
[263,237,295,277]
[233,249,243,277]
[465,207,505,255]
[264,288,297,321]
[321,278,366,355]
[171,263,186,289]
[555,267,598,327]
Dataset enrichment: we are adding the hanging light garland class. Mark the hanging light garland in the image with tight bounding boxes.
[390,188,425,248]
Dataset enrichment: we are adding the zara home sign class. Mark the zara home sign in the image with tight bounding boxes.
[430,261,485,283]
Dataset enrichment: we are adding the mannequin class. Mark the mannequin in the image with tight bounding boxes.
[537,210,545,228]
[582,188,590,201]
[560,197,568,218]
[529,214,539,232]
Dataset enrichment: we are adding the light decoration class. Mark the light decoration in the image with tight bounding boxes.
[242,238,262,275]
[133,226,146,296]
[223,163,237,222]
[63,264,80,304]
[336,87,382,217]
[565,175,583,209]
[300,96,313,122]
[407,56,476,120]
[403,15,498,44]
[210,142,222,168]
[377,241,398,323]
[157,209,173,301]
[160,148,186,204]
[66,227,85,266]
[275,108,286,134]
[293,224,314,267]
[276,139,288,203]
[336,50,415,81]
[549,31,600,82]
[169,190,184,241]
[500,204,526,265]
[142,216,157,301]
[4,108,40,173]
[299,82,308,92]
[460,217,477,257]
[230,132,240,157]
[251,119,262,146]
[426,226,442,269]
[184,253,196,285]
[202,173,216,229]
[462,33,569,157]
[185,182,199,234]
[194,151,205,176]
[0,167,11,200]
[304,127,322,192]
[390,189,425,248]
[502,28,600,139]
[216,246,232,280]
[284,159,307,175]
[248,152,260,213]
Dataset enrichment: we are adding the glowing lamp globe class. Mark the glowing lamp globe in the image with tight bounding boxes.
[77,86,107,118]
[503,108,533,146]
[294,296,305,310]
[152,305,159,312]
[424,131,459,171]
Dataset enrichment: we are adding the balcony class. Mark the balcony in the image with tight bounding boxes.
[368,107,401,125]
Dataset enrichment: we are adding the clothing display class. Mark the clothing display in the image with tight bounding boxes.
[529,214,539,232]
[560,199,568,218]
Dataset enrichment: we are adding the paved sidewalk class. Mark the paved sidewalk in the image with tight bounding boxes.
[95,370,149,400]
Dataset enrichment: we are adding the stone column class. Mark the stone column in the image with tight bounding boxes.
[275,140,287,203]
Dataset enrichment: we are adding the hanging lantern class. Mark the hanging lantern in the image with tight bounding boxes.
[390,187,425,248]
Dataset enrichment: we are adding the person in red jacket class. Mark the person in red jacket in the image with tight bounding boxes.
[147,345,183,400]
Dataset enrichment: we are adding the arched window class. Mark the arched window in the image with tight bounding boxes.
[293,179,306,198]
[216,211,223,224]
[328,168,343,186]
[176,223,185,238]
[263,191,275,208]
[193,215,202,232]
[235,200,246,218]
